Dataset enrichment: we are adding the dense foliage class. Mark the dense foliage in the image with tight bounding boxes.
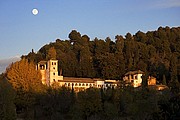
[24,26,180,84]
[5,59,44,116]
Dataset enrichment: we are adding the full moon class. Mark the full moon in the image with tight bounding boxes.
[32,9,38,15]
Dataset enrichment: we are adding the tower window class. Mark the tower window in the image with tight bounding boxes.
[52,62,53,65]
[54,62,56,65]
[40,65,45,70]
[53,73,55,75]
[131,75,134,79]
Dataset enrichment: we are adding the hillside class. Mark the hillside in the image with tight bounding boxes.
[23,26,180,84]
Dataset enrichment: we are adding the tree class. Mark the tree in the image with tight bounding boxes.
[125,32,133,41]
[6,59,44,114]
[0,74,16,120]
[74,88,103,119]
[134,31,147,43]
[47,47,57,60]
[100,53,120,79]
[162,74,167,85]
[142,72,149,89]
[68,30,81,41]
[35,86,72,119]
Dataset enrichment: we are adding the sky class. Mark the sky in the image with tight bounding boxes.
[0,0,180,59]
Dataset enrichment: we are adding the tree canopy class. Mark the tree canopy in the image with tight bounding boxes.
[6,59,43,93]
[24,27,180,85]
[5,59,44,116]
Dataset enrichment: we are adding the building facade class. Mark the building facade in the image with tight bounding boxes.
[123,70,144,87]
[37,59,118,91]
[37,60,63,86]
[37,60,168,91]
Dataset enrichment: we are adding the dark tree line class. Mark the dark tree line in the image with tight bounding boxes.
[24,26,180,84]
[2,71,180,120]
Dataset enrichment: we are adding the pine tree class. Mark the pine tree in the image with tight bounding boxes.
[162,74,167,85]
[47,47,57,60]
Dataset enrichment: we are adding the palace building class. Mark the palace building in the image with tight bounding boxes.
[37,59,118,91]
[37,59,167,91]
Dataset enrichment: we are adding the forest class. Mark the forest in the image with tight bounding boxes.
[24,26,180,83]
[0,26,180,120]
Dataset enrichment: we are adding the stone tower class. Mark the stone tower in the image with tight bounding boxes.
[37,61,47,85]
[37,59,63,86]
[47,60,59,85]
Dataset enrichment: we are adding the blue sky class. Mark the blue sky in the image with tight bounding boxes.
[0,0,180,59]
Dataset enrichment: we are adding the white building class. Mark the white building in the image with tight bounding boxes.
[37,59,118,91]
[37,60,63,86]
[123,70,144,87]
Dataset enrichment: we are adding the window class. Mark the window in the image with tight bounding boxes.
[131,75,134,79]
[82,83,85,86]
[54,62,56,65]
[52,62,53,65]
[53,79,55,82]
[79,83,81,86]
[53,67,55,70]
[68,83,70,86]
[53,73,55,75]
[135,75,137,79]
[40,65,44,70]
[86,83,88,86]
[75,83,78,86]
